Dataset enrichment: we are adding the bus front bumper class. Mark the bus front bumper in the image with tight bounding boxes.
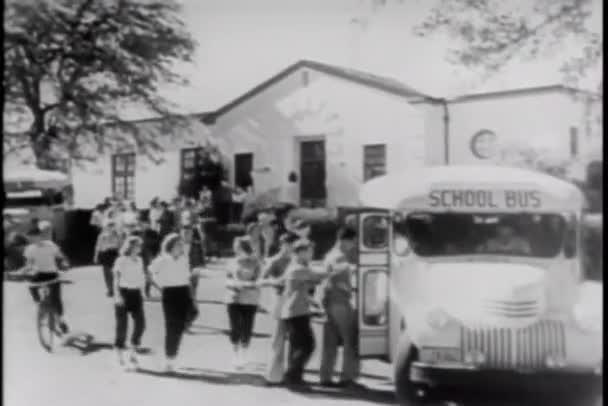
[410,361,603,392]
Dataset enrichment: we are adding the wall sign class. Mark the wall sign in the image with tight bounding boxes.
[470,129,497,159]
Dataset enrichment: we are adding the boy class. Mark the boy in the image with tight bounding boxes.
[24,221,70,333]
[279,239,326,386]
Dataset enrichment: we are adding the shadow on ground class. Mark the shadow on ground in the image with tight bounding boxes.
[185,324,271,338]
[61,332,154,356]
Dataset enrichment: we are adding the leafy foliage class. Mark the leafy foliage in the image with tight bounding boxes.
[4,0,196,169]
[413,0,601,87]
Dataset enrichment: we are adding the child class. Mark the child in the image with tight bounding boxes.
[94,219,124,297]
[24,221,70,333]
[279,239,327,386]
[149,233,195,373]
[112,236,147,370]
[225,236,262,369]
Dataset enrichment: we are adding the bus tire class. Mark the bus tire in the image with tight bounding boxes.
[394,334,430,405]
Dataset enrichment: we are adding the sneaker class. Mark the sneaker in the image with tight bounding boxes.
[240,347,250,366]
[128,349,139,370]
[163,358,176,374]
[58,320,69,335]
[116,348,126,366]
[231,349,242,370]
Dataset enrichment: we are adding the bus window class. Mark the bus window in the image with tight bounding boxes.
[362,215,389,250]
[363,270,388,326]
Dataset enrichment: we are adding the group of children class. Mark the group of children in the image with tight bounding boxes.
[227,226,361,388]
[27,197,362,387]
[110,232,199,372]
[106,220,361,388]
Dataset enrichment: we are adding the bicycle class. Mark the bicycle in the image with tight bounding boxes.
[30,276,71,352]
[10,267,71,352]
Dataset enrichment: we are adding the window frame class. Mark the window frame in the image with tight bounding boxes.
[111,153,136,200]
[363,144,387,182]
[180,147,206,185]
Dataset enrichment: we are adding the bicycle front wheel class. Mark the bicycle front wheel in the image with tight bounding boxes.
[37,304,58,352]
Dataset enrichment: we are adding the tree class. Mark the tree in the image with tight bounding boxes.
[4,0,196,170]
[358,0,602,91]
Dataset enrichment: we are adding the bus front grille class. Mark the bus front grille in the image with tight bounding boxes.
[461,320,566,369]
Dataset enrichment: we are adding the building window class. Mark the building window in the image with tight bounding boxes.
[570,127,579,158]
[180,147,205,184]
[112,153,136,200]
[363,144,387,182]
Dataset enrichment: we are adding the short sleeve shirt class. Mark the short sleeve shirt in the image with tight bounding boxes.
[24,241,61,273]
[113,256,146,289]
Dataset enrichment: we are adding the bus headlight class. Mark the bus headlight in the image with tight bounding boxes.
[426,308,452,330]
[573,305,602,334]
[464,350,486,365]
[545,354,567,369]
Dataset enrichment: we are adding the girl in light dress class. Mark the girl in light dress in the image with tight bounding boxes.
[149,233,198,373]
[112,235,147,370]
[225,236,262,369]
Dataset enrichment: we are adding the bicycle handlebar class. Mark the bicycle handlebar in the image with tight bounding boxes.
[28,278,70,288]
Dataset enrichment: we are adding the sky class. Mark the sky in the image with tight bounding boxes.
[165,0,603,114]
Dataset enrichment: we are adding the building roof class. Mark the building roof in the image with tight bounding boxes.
[203,59,440,123]
[450,84,601,103]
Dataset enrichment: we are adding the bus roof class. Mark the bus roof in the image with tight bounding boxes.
[4,168,69,189]
[360,165,585,212]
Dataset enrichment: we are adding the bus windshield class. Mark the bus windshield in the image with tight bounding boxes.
[394,212,568,258]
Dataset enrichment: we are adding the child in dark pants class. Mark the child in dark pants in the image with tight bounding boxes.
[149,233,195,373]
[225,236,262,369]
[279,239,326,386]
[112,235,147,370]
[94,220,124,297]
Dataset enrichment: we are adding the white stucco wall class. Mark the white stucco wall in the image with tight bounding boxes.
[207,68,427,207]
[70,118,213,209]
[446,89,588,166]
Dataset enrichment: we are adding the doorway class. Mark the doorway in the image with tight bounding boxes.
[299,139,326,208]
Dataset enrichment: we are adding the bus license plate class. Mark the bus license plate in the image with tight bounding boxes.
[421,348,461,364]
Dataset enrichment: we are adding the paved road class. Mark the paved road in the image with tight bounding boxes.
[3,266,601,406]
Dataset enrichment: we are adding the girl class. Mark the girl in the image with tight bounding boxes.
[149,233,196,373]
[149,198,163,233]
[225,236,262,369]
[94,219,124,297]
[180,221,205,331]
[112,236,147,370]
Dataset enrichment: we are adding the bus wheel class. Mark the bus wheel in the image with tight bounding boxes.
[394,335,431,405]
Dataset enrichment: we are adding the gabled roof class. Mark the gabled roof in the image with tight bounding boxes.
[203,60,440,123]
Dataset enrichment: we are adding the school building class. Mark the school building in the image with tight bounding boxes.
[63,60,601,209]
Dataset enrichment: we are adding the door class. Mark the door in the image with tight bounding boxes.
[234,153,253,190]
[337,207,391,359]
[299,140,326,207]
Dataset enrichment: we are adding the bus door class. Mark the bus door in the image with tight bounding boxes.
[337,207,391,359]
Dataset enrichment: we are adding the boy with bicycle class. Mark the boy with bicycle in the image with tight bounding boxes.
[23,220,70,334]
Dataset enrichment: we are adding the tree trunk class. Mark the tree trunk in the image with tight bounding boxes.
[30,132,56,170]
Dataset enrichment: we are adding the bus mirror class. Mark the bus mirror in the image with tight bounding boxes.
[363,270,388,326]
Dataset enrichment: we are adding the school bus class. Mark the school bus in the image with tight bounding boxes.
[343,165,602,404]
